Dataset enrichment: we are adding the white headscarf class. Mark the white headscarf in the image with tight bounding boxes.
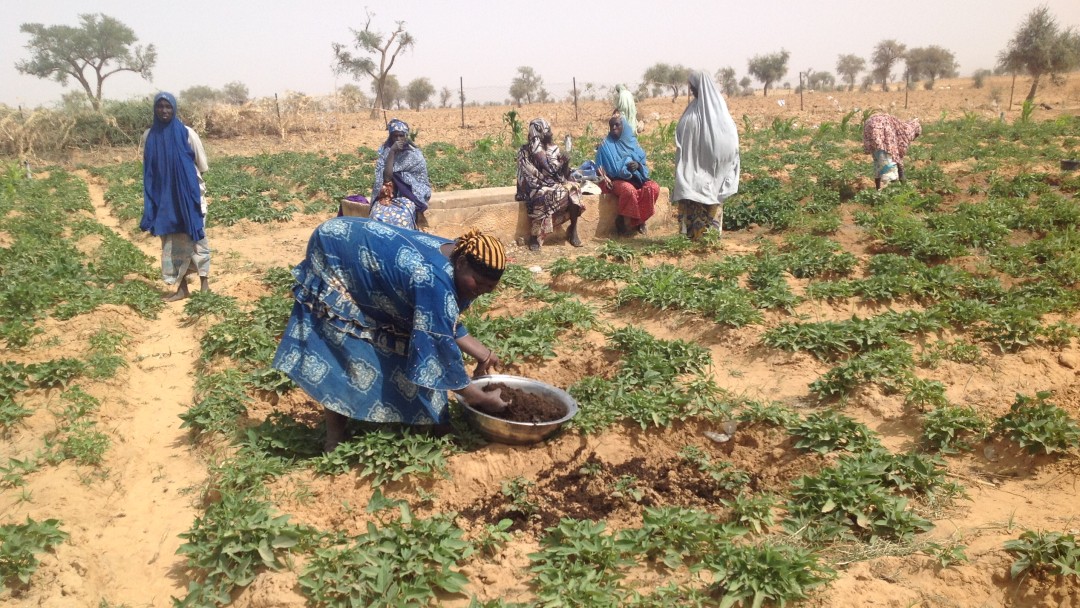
[615,84,637,134]
[672,71,740,206]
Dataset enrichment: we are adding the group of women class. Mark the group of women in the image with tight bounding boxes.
[141,72,919,451]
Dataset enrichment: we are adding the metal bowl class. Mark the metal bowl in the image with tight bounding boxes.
[460,375,578,445]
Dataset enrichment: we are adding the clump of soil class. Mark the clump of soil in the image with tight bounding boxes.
[482,383,567,423]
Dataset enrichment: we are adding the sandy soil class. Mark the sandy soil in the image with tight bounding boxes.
[3,73,1080,607]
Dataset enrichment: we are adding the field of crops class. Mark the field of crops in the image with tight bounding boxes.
[2,99,1080,607]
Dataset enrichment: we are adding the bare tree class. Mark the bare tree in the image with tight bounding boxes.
[439,86,452,108]
[332,12,414,118]
[836,54,866,91]
[16,13,156,111]
[998,6,1080,102]
[871,40,907,91]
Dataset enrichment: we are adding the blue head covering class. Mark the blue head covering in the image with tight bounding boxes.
[141,92,205,241]
[595,114,649,183]
[383,118,415,149]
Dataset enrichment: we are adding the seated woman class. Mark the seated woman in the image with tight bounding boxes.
[370,119,432,230]
[595,113,659,236]
[272,218,509,453]
[862,113,921,189]
[515,118,584,251]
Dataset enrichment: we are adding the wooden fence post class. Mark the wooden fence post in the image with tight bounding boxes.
[460,77,465,128]
[573,77,579,121]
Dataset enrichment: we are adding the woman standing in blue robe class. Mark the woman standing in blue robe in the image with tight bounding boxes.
[272,217,509,452]
[140,92,211,301]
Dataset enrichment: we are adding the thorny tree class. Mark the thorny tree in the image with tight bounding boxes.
[15,13,156,111]
[998,6,1080,102]
[333,12,415,119]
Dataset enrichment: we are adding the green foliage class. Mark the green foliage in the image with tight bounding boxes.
[0,362,31,428]
[722,492,777,535]
[0,517,68,587]
[679,445,751,492]
[549,255,634,282]
[788,410,882,454]
[787,450,935,542]
[609,326,711,387]
[922,406,987,453]
[474,519,514,558]
[617,506,730,570]
[736,400,800,427]
[300,505,471,608]
[780,234,858,279]
[462,297,596,363]
[764,310,942,362]
[310,428,450,487]
[528,519,633,607]
[501,476,540,519]
[84,328,128,380]
[701,542,834,608]
[176,492,312,606]
[993,391,1080,454]
[809,342,916,399]
[1004,530,1080,580]
[180,369,251,439]
[183,291,240,321]
[0,167,162,331]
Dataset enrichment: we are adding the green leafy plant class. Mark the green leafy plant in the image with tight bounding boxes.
[0,517,68,587]
[788,410,882,454]
[679,445,751,492]
[300,504,472,607]
[528,518,633,607]
[922,406,987,453]
[176,492,312,605]
[993,391,1080,454]
[474,519,514,558]
[786,452,934,542]
[722,492,776,535]
[700,542,834,608]
[736,400,799,427]
[617,506,728,570]
[501,476,540,519]
[311,428,450,487]
[1004,530,1080,580]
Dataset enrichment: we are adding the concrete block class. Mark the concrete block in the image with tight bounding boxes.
[421,185,677,244]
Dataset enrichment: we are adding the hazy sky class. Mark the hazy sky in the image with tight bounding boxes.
[3,0,1079,108]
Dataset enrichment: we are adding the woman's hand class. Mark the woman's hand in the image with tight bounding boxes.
[627,161,641,173]
[456,383,508,415]
[473,350,501,378]
[457,335,501,378]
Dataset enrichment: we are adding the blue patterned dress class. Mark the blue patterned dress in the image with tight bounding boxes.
[272,217,471,425]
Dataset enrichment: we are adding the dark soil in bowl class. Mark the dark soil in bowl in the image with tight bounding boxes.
[481,383,567,423]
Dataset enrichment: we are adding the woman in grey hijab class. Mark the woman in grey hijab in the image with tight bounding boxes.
[673,71,740,240]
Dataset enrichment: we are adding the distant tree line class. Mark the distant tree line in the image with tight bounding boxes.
[12,6,1080,115]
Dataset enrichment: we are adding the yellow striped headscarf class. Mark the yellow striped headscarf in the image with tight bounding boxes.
[454,229,505,276]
